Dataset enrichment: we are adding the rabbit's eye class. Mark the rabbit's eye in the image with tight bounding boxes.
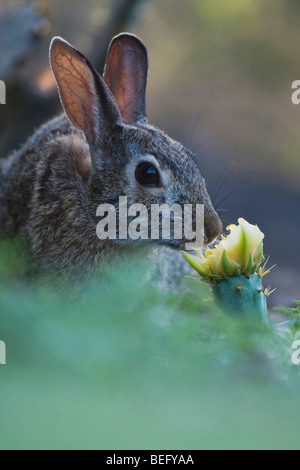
[135,162,160,188]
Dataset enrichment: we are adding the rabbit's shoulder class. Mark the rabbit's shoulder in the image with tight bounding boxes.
[0,114,86,235]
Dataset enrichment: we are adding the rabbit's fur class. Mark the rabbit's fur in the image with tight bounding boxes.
[0,34,222,280]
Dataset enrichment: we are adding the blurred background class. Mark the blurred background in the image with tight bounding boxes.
[1,0,300,451]
[0,0,299,307]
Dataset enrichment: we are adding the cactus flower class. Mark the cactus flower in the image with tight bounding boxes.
[184,218,264,283]
[184,219,270,323]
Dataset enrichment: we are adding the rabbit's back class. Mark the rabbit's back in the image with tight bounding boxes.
[0,114,76,236]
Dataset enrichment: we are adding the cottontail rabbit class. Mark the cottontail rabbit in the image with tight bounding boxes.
[0,33,222,279]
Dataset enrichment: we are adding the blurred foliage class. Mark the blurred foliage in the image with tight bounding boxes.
[134,0,300,189]
[1,0,300,449]
[0,240,299,449]
[2,0,300,187]
[277,300,300,332]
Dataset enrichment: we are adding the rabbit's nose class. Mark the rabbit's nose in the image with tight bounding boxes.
[204,210,223,245]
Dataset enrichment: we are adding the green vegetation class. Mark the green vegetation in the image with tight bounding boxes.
[0,241,299,450]
[277,300,300,333]
[1,0,299,450]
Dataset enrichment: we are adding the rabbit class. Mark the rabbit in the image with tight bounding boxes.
[0,33,222,280]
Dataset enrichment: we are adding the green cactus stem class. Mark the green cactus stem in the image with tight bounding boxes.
[212,273,268,324]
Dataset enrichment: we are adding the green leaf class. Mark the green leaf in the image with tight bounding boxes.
[239,225,248,269]
[221,250,233,274]
[244,253,254,276]
[253,241,264,266]
[183,252,203,276]
[210,267,223,282]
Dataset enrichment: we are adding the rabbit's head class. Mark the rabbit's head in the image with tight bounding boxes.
[50,34,222,251]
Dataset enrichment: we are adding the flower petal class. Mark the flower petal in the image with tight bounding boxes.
[184,219,265,283]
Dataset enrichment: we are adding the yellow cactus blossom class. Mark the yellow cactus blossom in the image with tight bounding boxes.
[184,218,264,283]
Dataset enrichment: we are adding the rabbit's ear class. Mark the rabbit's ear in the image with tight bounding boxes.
[50,37,122,145]
[103,33,148,124]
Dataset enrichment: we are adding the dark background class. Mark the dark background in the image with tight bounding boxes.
[0,0,299,307]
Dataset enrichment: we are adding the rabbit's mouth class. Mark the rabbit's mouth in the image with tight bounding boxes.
[204,211,223,245]
[160,230,222,251]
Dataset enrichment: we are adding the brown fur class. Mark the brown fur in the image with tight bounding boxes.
[0,34,222,280]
